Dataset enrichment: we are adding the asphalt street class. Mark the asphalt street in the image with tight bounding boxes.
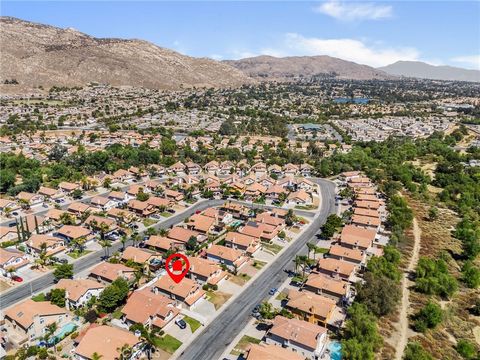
[176,178,336,360]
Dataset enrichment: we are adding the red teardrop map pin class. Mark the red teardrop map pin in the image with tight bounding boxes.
[165,253,190,283]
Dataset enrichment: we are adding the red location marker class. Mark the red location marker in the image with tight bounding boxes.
[165,253,190,283]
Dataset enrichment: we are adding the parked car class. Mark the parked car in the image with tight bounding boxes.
[8,222,17,227]
[175,318,187,329]
[12,212,19,216]
[11,275,23,282]
[268,288,277,295]
[42,203,49,208]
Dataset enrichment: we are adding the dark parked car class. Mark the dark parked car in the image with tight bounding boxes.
[175,318,187,329]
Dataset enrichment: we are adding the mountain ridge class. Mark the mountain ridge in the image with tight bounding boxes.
[378,60,480,82]
[0,16,254,90]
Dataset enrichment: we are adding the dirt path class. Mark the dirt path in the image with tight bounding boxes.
[395,217,422,360]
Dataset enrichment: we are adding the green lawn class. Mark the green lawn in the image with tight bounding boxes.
[143,218,157,227]
[183,315,202,333]
[316,247,329,254]
[275,292,288,301]
[32,293,46,302]
[295,204,317,210]
[230,335,261,356]
[153,334,182,354]
[68,250,92,259]
[262,242,283,254]
[161,211,172,217]
[252,260,267,270]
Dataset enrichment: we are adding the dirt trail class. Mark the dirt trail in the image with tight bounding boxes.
[394,217,422,360]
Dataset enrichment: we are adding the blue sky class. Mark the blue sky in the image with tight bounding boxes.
[2,1,480,69]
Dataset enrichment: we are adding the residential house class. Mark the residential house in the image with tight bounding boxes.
[168,161,186,175]
[38,186,63,200]
[55,225,92,244]
[121,246,162,271]
[246,343,303,360]
[55,279,105,310]
[90,196,117,212]
[152,275,206,309]
[224,232,260,255]
[128,199,156,217]
[89,262,136,284]
[204,160,219,175]
[287,190,312,205]
[74,325,142,360]
[112,169,134,183]
[0,227,18,243]
[4,299,70,346]
[67,202,91,217]
[168,227,203,244]
[16,192,44,207]
[328,245,365,265]
[0,248,29,276]
[165,189,184,202]
[121,288,180,330]
[206,244,248,271]
[145,235,185,253]
[186,214,215,235]
[186,161,201,175]
[339,225,377,251]
[286,289,336,327]
[265,315,328,360]
[58,181,80,194]
[26,234,66,257]
[106,207,136,224]
[304,272,350,302]
[317,258,357,282]
[188,256,228,286]
[0,199,20,215]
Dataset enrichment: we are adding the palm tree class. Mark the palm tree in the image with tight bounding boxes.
[44,322,58,348]
[98,222,110,241]
[306,242,315,261]
[91,352,103,360]
[298,255,308,279]
[117,344,133,360]
[293,255,301,275]
[120,235,128,251]
[100,239,112,258]
[158,228,168,237]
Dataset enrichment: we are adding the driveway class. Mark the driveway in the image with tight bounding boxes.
[164,319,194,343]
[219,279,243,295]
[192,299,217,321]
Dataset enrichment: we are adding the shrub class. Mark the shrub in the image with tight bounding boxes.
[456,339,478,360]
[403,342,433,360]
[413,301,443,332]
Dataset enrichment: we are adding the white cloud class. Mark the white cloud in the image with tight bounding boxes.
[257,33,419,67]
[314,0,393,21]
[451,54,480,70]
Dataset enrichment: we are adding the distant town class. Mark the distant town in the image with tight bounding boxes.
[0,77,479,360]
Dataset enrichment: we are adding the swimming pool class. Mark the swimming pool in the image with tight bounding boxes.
[328,341,342,360]
[50,322,77,344]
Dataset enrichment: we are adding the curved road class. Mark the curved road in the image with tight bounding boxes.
[176,178,336,360]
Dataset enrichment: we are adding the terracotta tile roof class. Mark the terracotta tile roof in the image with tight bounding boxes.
[56,278,105,302]
[168,227,199,243]
[122,288,178,325]
[329,245,365,262]
[207,244,246,265]
[121,246,157,263]
[5,299,66,330]
[305,272,348,297]
[153,275,205,305]
[317,258,356,278]
[75,325,140,360]
[146,235,182,251]
[57,225,91,240]
[351,215,381,227]
[269,315,327,351]
[286,290,336,321]
[340,225,376,248]
[89,262,135,282]
[188,214,215,233]
[225,232,258,247]
[246,343,304,360]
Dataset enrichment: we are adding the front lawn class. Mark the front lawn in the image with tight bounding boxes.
[252,260,267,270]
[160,211,172,217]
[142,218,157,227]
[230,335,261,356]
[111,310,123,319]
[262,242,283,255]
[183,315,201,333]
[153,334,182,354]
[32,293,46,302]
[68,250,91,259]
[229,273,251,286]
[207,290,232,310]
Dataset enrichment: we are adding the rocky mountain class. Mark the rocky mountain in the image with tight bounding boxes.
[0,17,254,90]
[378,61,480,82]
[224,55,394,81]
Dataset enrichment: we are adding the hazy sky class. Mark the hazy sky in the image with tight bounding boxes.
[3,1,480,69]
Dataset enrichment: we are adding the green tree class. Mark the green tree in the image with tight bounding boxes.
[53,263,73,281]
[49,288,66,307]
[356,272,401,317]
[462,261,480,288]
